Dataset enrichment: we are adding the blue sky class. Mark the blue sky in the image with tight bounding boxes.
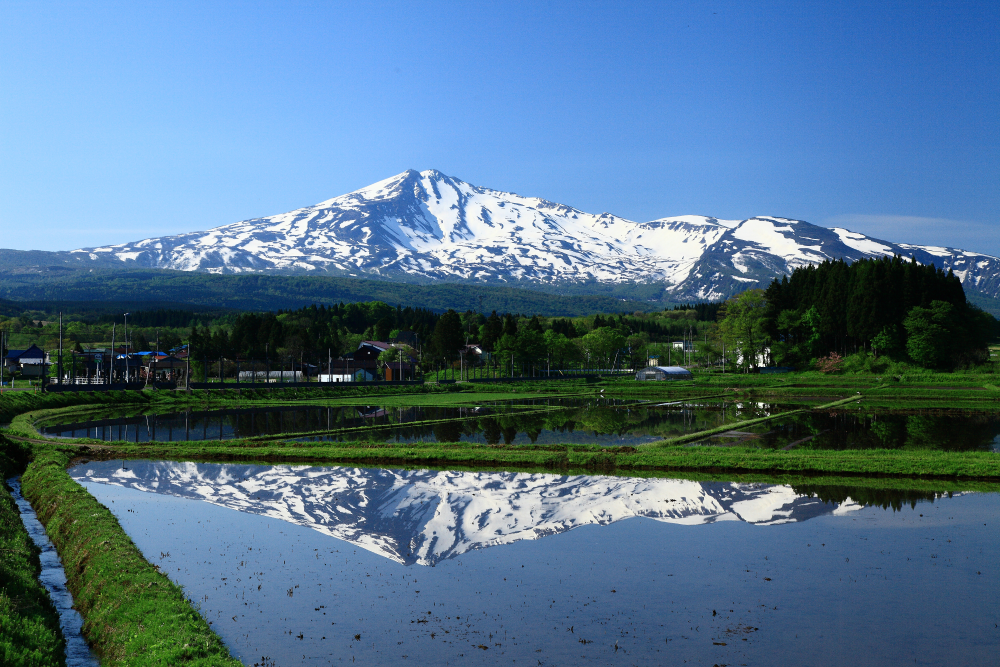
[2,1,997,254]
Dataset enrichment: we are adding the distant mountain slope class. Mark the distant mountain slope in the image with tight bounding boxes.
[62,169,999,301]
[0,268,659,316]
[3,169,998,304]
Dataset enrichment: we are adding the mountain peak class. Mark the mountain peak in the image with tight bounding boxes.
[71,171,1000,302]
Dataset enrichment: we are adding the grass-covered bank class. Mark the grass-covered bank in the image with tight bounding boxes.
[4,382,999,480]
[20,446,243,667]
[0,437,66,667]
[45,430,1000,481]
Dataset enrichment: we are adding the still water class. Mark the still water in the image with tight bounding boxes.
[43,400,790,447]
[71,460,1000,666]
[692,409,1000,452]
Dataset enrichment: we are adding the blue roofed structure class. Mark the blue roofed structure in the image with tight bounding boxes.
[635,366,694,381]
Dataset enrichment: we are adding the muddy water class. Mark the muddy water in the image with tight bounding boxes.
[70,460,1000,666]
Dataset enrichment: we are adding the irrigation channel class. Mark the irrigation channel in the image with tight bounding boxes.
[7,478,100,667]
[42,399,1000,451]
[70,460,999,666]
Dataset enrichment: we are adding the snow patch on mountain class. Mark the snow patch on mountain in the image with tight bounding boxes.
[72,169,1000,301]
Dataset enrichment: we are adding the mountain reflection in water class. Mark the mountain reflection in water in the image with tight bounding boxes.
[71,461,860,566]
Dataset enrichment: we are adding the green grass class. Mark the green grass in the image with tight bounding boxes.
[19,445,243,667]
[4,379,999,480]
[0,438,65,667]
[53,429,1000,481]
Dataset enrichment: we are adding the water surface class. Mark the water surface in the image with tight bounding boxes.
[44,399,788,447]
[691,409,1000,452]
[71,460,1000,666]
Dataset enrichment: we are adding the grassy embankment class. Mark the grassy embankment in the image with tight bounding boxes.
[5,377,999,480]
[0,438,65,667]
[5,374,1000,480]
[18,395,997,481]
[17,442,243,667]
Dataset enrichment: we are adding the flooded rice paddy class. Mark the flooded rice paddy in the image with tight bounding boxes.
[44,399,793,447]
[43,400,1000,452]
[71,460,1000,666]
[691,410,1000,452]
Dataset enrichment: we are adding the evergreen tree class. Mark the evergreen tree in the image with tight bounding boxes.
[480,311,503,352]
[430,310,465,361]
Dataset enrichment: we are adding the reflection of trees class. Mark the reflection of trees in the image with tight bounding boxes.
[432,421,462,443]
[577,407,631,434]
[60,403,999,453]
[762,412,1000,452]
[792,484,949,511]
[481,418,502,445]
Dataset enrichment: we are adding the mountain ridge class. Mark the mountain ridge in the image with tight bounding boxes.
[4,169,999,303]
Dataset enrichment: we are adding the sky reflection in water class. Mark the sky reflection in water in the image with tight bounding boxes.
[71,461,1000,666]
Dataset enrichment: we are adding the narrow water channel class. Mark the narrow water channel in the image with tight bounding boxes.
[7,477,100,667]
[71,461,1000,666]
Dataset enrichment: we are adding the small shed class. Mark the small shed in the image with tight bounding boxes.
[635,366,693,381]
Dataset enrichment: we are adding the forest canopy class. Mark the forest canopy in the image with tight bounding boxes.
[760,255,996,370]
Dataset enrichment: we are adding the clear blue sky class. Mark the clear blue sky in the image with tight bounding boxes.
[2,1,997,254]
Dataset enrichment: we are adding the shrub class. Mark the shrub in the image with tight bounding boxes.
[814,352,844,373]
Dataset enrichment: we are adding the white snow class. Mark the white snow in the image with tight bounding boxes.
[732,218,806,258]
[832,228,894,256]
[68,170,1000,300]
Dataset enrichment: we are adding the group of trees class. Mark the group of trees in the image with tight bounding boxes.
[189,302,441,364]
[182,300,721,374]
[10,254,990,377]
[716,256,997,372]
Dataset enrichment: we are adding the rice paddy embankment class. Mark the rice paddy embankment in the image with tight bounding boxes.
[19,446,243,667]
[0,437,65,667]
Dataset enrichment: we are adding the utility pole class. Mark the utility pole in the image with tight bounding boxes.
[110,323,116,385]
[123,313,130,383]
[58,311,63,385]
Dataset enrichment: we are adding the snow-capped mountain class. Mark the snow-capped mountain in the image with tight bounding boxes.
[72,461,859,567]
[72,169,1000,301]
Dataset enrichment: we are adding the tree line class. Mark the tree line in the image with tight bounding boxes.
[718,255,997,371]
[185,300,721,373]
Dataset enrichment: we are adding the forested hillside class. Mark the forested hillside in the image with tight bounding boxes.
[753,256,997,370]
[0,269,657,317]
